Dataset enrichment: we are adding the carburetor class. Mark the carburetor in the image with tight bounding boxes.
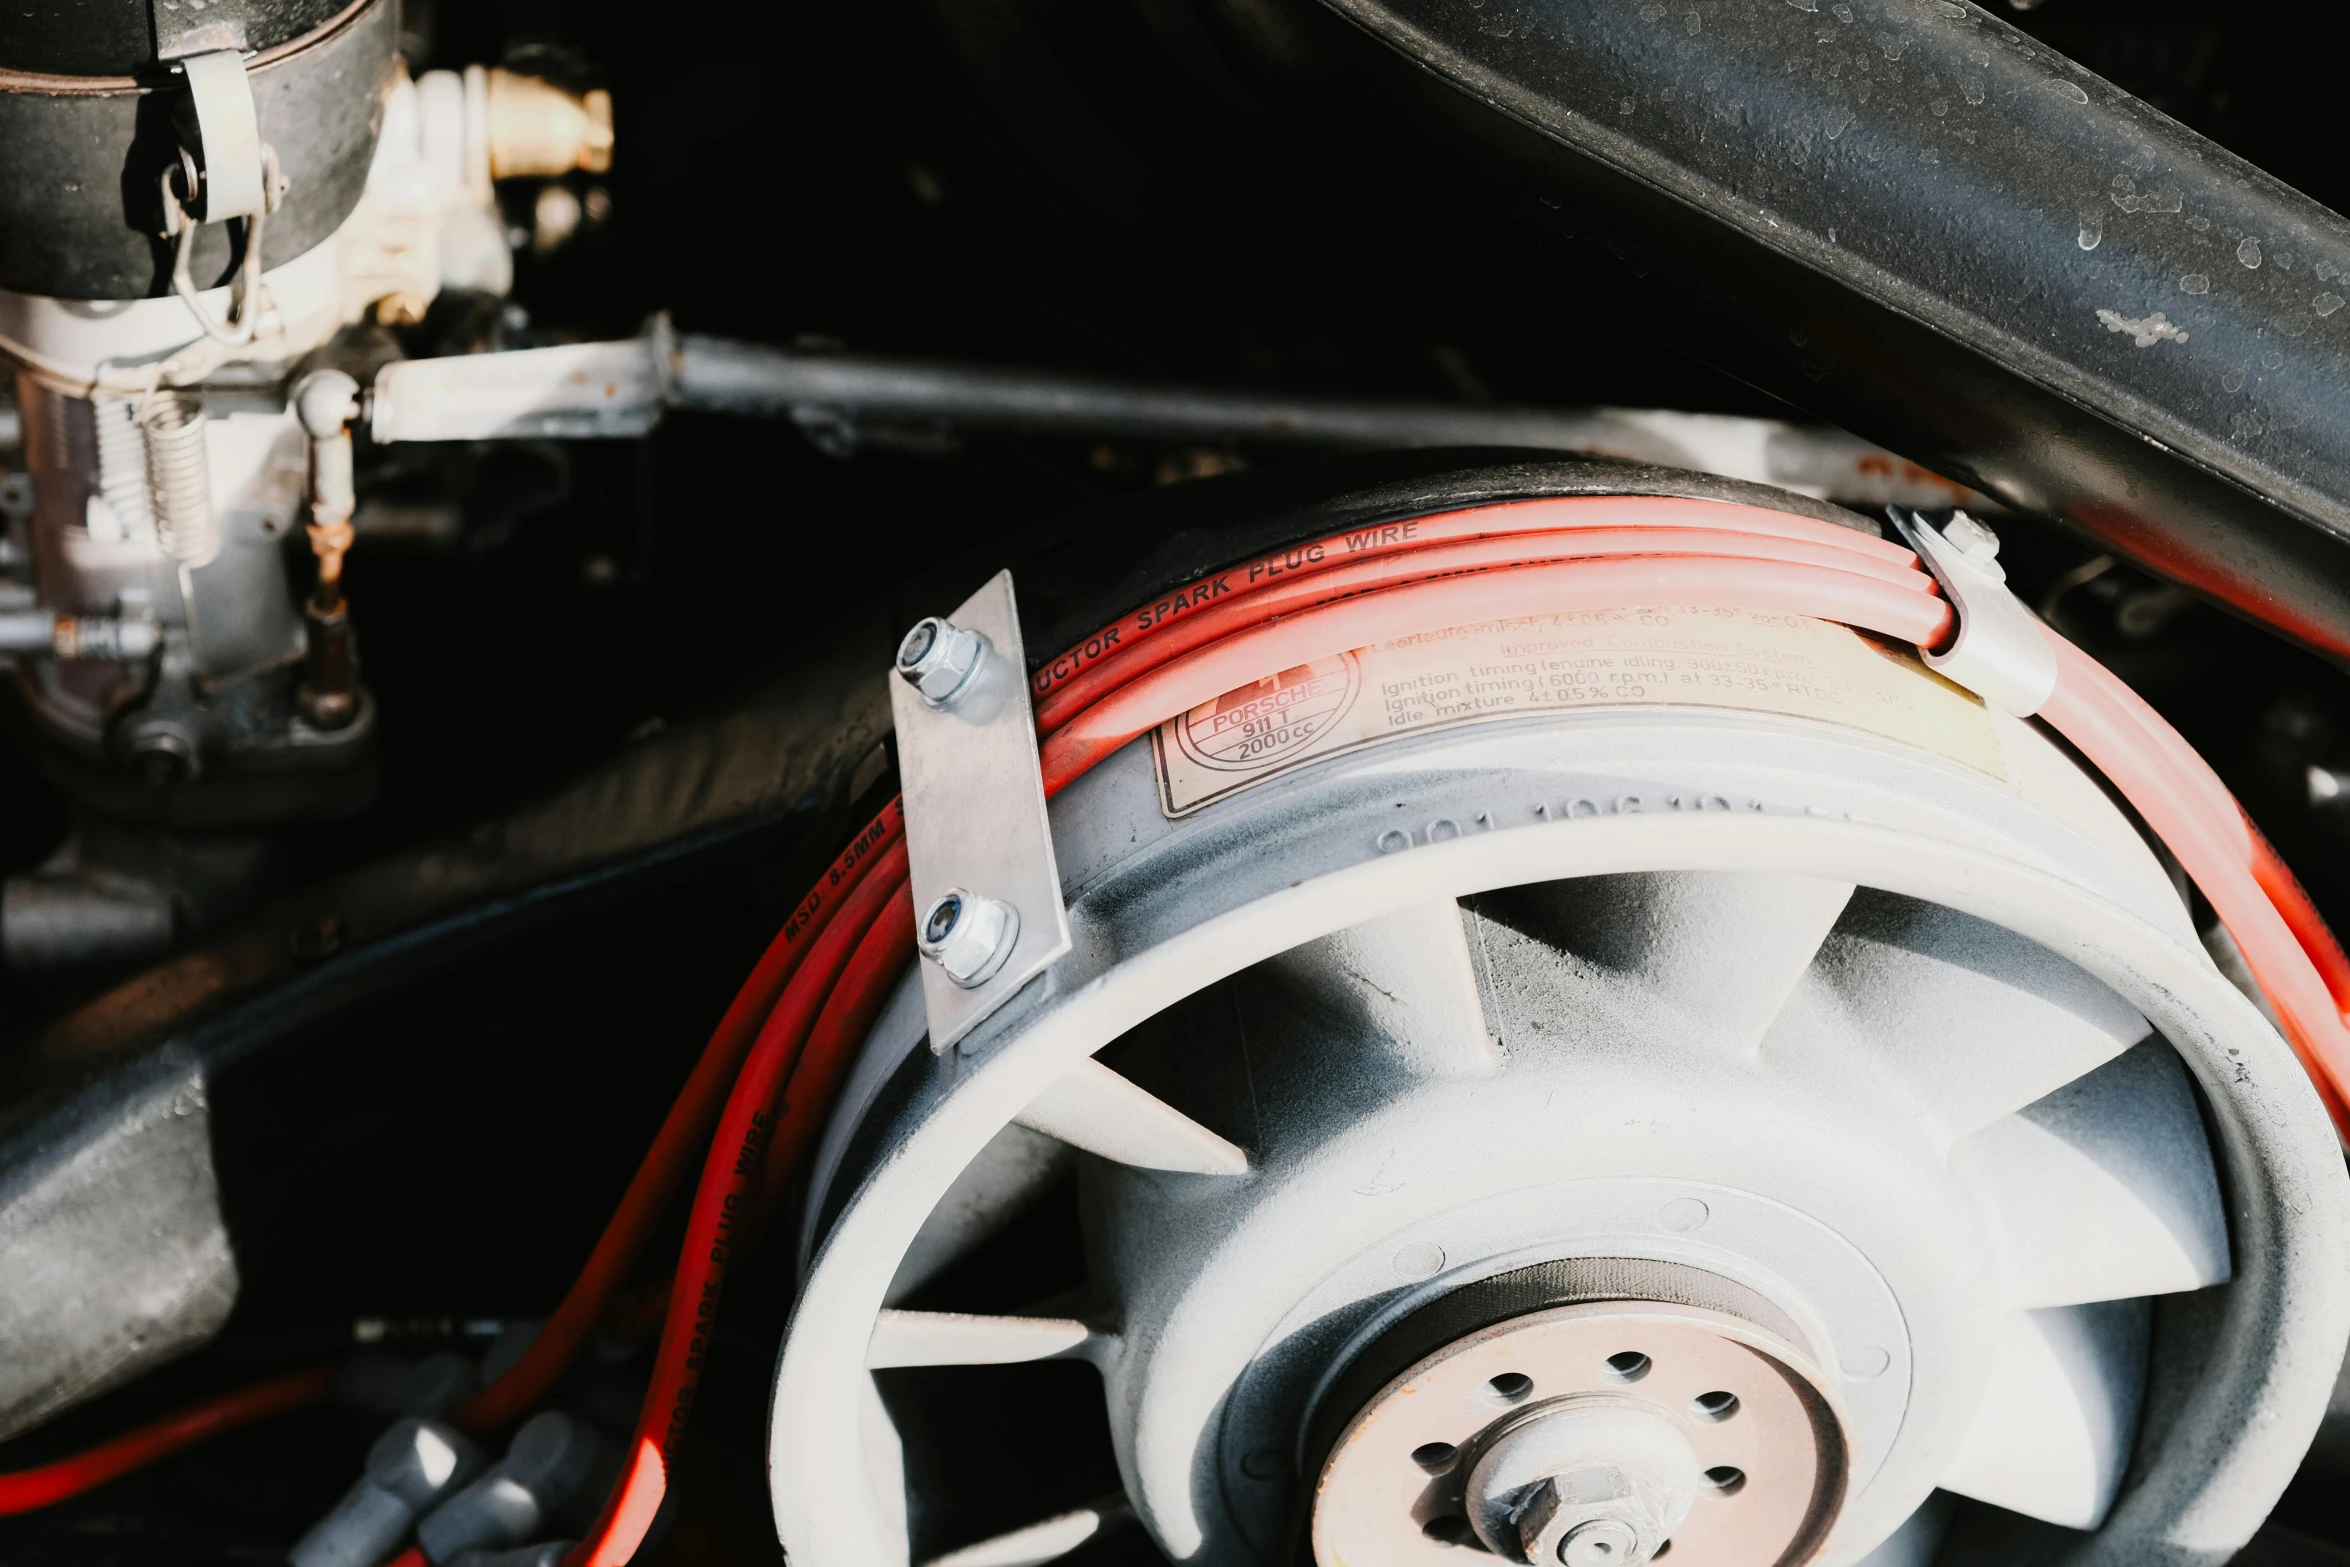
[0,0,611,986]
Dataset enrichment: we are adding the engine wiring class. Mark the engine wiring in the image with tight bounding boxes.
[566,857,915,1567]
[6,495,2346,1561]
[0,1369,333,1517]
[450,801,907,1436]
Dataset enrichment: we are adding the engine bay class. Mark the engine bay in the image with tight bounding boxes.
[4,2,2350,1566]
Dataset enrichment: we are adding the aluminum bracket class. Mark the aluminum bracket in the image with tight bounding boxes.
[1892,510,2059,718]
[893,570,1073,1052]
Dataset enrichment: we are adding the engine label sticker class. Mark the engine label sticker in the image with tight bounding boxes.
[1150,606,2001,816]
[1165,652,1362,776]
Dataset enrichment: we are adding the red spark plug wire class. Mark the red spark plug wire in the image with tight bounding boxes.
[751,890,920,1228]
[2253,835,2350,1019]
[1027,495,1922,717]
[453,801,904,1433]
[562,866,914,1567]
[0,819,916,1526]
[0,811,907,1525]
[1036,554,1951,788]
[0,1368,332,1515]
[2038,644,2350,1128]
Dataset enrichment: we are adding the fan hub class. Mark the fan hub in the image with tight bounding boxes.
[1317,1298,1842,1566]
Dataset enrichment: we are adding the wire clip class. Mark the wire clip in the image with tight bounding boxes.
[1891,509,2059,718]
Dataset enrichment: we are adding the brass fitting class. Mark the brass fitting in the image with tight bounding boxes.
[484,68,615,180]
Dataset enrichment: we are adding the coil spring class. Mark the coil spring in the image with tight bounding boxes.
[91,397,156,541]
[143,392,218,566]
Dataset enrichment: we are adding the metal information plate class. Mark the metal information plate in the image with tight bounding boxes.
[1150,606,2002,817]
[892,570,1073,1051]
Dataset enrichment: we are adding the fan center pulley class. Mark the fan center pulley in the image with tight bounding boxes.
[1317,1298,1844,1566]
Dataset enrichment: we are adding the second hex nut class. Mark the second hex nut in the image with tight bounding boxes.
[918,888,1020,987]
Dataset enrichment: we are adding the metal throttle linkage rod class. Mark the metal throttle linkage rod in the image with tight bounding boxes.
[362,319,1991,513]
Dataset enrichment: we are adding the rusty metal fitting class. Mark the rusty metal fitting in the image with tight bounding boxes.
[295,369,363,604]
[47,615,160,662]
[299,598,359,731]
[307,520,358,597]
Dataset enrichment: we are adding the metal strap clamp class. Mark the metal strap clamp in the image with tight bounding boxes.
[1891,509,2059,718]
[160,51,288,348]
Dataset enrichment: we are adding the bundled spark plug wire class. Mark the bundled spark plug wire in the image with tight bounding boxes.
[8,495,2345,1563]
[0,1369,333,1516]
[452,802,907,1436]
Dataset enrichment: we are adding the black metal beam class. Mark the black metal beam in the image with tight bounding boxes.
[1203,0,2350,655]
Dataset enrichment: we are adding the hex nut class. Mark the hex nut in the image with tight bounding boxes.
[918,888,1020,987]
[1469,1399,1696,1564]
[1942,508,2003,564]
[895,616,988,706]
[1515,1469,1674,1567]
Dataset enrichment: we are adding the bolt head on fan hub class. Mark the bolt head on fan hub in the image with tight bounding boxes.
[1477,1399,1693,1565]
[1557,1516,1645,1566]
[1315,1301,1844,1566]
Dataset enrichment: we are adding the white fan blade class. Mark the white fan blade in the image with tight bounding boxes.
[1938,1300,2149,1529]
[1850,1492,1954,1566]
[1270,898,1500,1076]
[862,1372,912,1567]
[921,1495,1136,1567]
[1813,891,2151,1140]
[866,1309,1104,1369]
[1016,1057,1249,1175]
[1518,870,1855,1054]
[1953,1039,2230,1307]
[887,1121,1074,1305]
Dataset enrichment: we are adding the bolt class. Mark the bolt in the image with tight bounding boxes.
[1558,1517,1641,1566]
[917,888,1020,987]
[1515,1476,1669,1567]
[1478,1405,1694,1567]
[126,726,197,789]
[895,616,987,707]
[1942,509,2000,561]
[1938,509,2006,574]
